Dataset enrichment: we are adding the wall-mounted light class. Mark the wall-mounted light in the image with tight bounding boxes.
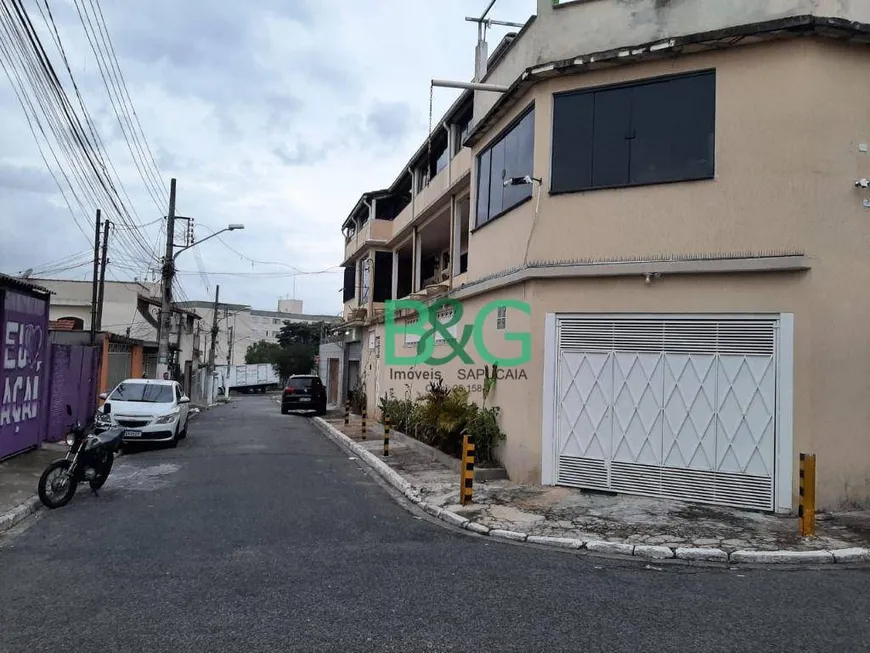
[644,272,661,285]
[503,175,542,187]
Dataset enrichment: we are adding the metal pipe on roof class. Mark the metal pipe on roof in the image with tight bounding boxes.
[431,78,509,93]
[480,0,497,20]
[464,17,525,28]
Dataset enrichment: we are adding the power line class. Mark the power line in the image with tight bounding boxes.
[1,0,162,266]
[71,0,166,208]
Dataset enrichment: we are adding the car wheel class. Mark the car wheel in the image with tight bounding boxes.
[168,425,180,448]
[281,406,289,415]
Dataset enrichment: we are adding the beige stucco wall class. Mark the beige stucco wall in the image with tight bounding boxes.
[358,37,870,511]
[478,0,870,121]
[364,262,869,510]
[470,39,870,281]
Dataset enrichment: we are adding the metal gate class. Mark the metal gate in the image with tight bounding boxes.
[107,342,133,392]
[554,316,778,511]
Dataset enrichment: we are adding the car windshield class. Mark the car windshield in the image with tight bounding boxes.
[286,377,314,389]
[110,382,174,403]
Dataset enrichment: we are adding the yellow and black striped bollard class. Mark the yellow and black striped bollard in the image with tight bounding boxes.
[344,401,350,427]
[798,453,816,537]
[460,433,475,505]
[361,408,367,440]
[383,414,391,457]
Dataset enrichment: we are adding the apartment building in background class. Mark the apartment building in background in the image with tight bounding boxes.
[176,298,339,368]
[335,0,870,513]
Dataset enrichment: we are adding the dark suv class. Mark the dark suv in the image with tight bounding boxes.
[281,375,327,416]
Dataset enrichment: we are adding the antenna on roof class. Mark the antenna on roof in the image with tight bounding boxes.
[427,1,522,161]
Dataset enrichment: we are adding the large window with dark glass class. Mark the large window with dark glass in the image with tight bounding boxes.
[475,105,535,227]
[551,70,715,194]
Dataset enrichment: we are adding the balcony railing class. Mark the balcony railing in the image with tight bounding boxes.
[391,148,472,242]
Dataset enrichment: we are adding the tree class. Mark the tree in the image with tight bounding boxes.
[276,321,323,347]
[245,340,283,365]
[261,320,326,382]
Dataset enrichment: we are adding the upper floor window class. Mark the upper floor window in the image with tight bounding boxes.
[475,104,535,228]
[551,70,715,194]
[342,266,356,303]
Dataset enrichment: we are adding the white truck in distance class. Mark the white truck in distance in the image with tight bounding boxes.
[221,363,279,394]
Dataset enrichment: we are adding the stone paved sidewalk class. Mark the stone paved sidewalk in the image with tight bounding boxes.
[325,416,870,555]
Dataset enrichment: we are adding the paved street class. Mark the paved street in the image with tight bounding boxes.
[1,395,869,652]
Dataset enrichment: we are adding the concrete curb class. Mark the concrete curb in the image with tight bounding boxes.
[313,417,870,568]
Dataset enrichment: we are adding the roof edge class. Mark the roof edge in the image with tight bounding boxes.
[466,14,870,147]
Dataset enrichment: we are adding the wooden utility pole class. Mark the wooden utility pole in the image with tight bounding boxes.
[89,209,101,345]
[156,178,177,378]
[227,325,234,367]
[95,220,110,332]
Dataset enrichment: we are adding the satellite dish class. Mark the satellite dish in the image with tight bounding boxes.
[21,268,33,279]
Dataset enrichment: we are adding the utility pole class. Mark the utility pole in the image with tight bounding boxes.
[207,284,220,403]
[156,177,177,379]
[227,325,234,367]
[89,209,101,345]
[96,219,110,332]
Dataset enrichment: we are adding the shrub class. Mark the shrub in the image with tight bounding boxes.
[377,379,506,466]
[465,405,505,465]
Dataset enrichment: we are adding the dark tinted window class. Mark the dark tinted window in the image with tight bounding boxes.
[551,71,715,193]
[551,92,594,193]
[342,266,355,303]
[286,377,315,389]
[475,105,535,227]
[476,149,491,225]
[110,382,174,403]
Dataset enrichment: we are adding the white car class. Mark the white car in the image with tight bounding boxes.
[95,379,191,447]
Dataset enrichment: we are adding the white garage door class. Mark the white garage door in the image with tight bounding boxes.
[555,317,778,511]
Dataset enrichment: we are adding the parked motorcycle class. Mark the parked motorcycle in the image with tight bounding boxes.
[37,403,125,509]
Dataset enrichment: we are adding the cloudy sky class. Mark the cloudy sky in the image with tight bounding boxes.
[0,0,531,316]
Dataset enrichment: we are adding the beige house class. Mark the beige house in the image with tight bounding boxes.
[31,278,201,387]
[337,1,870,513]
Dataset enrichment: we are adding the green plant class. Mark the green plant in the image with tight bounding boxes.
[482,362,499,407]
[465,405,505,465]
[378,392,416,433]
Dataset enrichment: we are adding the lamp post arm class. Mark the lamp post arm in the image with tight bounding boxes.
[173,228,229,262]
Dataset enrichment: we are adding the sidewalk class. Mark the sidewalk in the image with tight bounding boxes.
[0,444,67,517]
[321,415,870,563]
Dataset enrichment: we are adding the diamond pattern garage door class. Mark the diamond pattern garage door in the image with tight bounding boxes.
[555,317,777,511]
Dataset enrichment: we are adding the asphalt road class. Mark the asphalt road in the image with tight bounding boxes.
[1,396,869,652]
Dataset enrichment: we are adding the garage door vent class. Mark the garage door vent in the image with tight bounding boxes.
[557,456,607,490]
[559,319,776,356]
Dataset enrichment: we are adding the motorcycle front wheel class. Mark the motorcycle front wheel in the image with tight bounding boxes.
[38,459,78,509]
[89,452,114,490]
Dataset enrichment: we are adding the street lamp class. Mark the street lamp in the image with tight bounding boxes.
[156,222,245,381]
[173,223,245,262]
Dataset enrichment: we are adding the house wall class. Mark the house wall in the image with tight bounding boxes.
[0,286,51,459]
[477,0,870,121]
[444,37,870,509]
[33,278,160,341]
[470,39,870,281]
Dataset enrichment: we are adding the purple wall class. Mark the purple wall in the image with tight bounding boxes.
[46,344,100,443]
[0,287,50,459]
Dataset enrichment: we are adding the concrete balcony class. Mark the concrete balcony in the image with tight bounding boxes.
[391,201,415,243]
[343,219,394,261]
